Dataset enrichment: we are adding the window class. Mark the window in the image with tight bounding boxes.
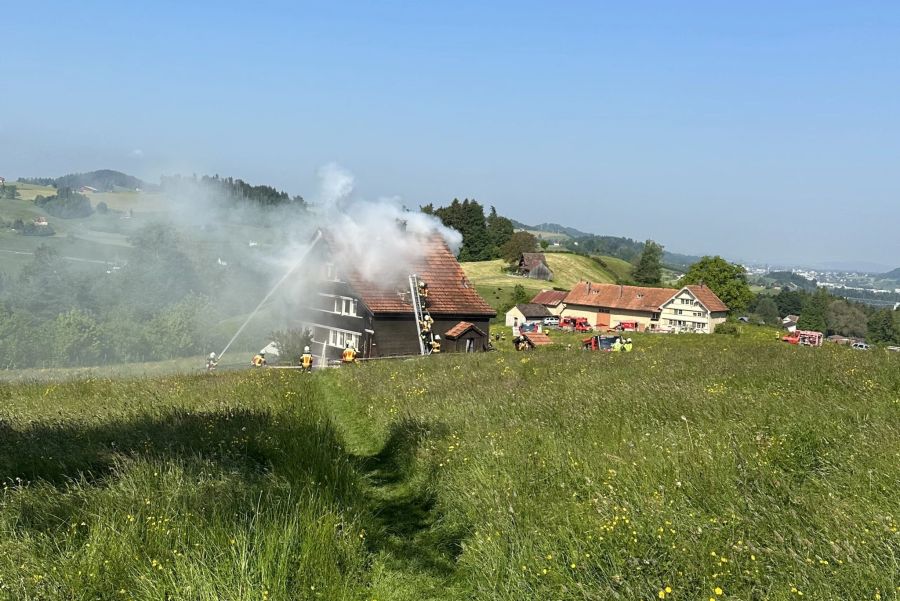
[694,311,703,317]
[674,309,683,315]
[331,296,358,316]
[327,329,358,349]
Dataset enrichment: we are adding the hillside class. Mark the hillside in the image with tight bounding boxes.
[1,335,897,599]
[462,253,617,312]
[882,267,900,281]
[20,169,147,192]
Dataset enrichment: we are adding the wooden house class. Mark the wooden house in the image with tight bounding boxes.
[518,252,553,280]
[299,232,496,361]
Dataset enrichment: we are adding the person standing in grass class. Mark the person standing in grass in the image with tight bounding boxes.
[624,338,633,352]
[300,346,314,372]
[341,343,357,364]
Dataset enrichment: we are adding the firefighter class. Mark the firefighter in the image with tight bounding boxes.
[341,343,357,364]
[251,352,267,367]
[419,313,434,334]
[417,280,429,298]
[624,338,633,352]
[430,335,441,354]
[611,337,623,352]
[206,352,218,372]
[300,346,314,372]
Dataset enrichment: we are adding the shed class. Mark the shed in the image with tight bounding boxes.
[443,321,488,353]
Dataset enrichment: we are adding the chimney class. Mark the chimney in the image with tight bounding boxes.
[619,284,623,298]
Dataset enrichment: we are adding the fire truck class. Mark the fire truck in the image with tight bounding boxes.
[782,330,823,347]
[560,316,592,332]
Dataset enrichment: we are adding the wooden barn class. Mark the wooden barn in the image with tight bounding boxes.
[299,232,496,361]
[518,252,553,280]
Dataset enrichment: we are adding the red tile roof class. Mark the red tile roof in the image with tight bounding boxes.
[324,232,496,317]
[522,332,553,346]
[531,289,568,306]
[685,285,729,312]
[444,321,487,339]
[564,282,675,312]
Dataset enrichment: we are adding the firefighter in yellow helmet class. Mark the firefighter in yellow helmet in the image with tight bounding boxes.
[430,335,441,354]
[341,342,357,364]
[251,352,267,367]
[300,346,314,372]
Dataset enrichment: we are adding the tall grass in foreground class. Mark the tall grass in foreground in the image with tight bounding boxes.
[1,334,899,599]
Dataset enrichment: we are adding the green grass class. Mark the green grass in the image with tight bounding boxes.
[1,334,898,599]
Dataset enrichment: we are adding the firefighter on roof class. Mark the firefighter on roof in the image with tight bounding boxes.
[417,280,429,298]
[300,346,314,372]
[251,352,267,367]
[341,343,357,364]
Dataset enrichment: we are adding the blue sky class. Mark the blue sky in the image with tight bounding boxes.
[2,1,899,268]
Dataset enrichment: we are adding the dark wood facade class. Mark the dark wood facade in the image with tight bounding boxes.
[296,232,496,361]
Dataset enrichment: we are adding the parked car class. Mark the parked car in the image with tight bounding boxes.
[851,341,870,350]
[543,316,560,326]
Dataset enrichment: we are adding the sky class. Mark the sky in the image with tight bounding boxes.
[2,1,899,269]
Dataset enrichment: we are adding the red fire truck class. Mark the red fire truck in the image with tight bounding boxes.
[782,330,823,347]
[560,316,592,332]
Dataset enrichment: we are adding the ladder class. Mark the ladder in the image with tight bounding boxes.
[408,274,428,355]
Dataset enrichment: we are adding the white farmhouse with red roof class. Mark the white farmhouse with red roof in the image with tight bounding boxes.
[561,282,729,333]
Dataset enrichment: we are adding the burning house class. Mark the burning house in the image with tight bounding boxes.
[298,231,496,361]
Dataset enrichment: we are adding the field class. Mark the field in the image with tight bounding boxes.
[2,333,898,599]
[462,253,621,312]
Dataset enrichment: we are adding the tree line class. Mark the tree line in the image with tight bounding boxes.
[421,199,517,261]
[160,174,305,208]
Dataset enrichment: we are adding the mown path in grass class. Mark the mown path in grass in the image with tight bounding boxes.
[318,376,463,600]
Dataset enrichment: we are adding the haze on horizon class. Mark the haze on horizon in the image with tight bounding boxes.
[1,1,898,268]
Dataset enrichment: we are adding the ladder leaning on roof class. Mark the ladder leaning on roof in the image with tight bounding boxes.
[408,274,428,355]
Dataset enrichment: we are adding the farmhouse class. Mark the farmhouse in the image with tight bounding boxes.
[298,232,496,361]
[505,303,552,327]
[518,252,553,280]
[657,284,729,333]
[530,289,568,315]
[561,282,729,333]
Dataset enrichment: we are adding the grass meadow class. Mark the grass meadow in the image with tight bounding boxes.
[1,333,898,599]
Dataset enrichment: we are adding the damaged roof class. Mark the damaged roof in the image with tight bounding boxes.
[323,231,496,317]
[520,252,548,271]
